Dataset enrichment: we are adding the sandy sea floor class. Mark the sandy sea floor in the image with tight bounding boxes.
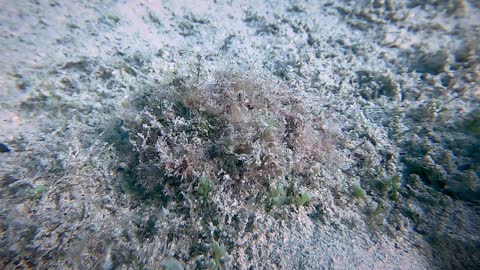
[1,0,479,269]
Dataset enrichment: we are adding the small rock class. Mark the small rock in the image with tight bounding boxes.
[0,143,11,153]
[163,259,184,270]
[411,50,449,75]
[373,0,385,9]
[1,175,19,187]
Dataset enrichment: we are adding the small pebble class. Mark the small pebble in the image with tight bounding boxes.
[0,143,11,153]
